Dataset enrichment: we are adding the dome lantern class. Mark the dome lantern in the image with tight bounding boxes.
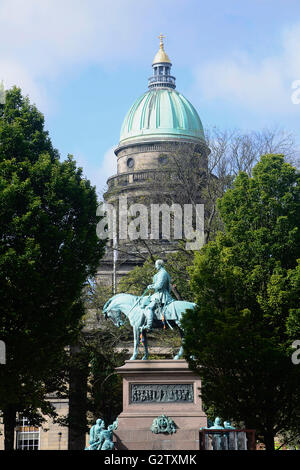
[148,34,176,90]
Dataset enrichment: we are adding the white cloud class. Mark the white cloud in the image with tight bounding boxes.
[75,146,117,197]
[0,0,150,109]
[0,58,49,108]
[196,22,300,116]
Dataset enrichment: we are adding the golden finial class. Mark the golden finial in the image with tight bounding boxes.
[158,33,165,49]
[153,33,171,65]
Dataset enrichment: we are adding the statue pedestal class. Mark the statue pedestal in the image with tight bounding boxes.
[113,360,207,450]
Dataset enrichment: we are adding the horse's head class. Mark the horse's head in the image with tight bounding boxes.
[102,298,112,319]
[106,309,124,328]
[103,298,125,328]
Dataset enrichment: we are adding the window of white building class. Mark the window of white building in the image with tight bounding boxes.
[16,416,40,450]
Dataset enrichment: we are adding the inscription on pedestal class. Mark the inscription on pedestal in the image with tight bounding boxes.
[130,383,194,404]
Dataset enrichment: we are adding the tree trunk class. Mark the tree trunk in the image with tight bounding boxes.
[3,405,16,450]
[68,344,89,450]
[263,432,275,451]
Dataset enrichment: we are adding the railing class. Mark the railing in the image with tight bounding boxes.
[107,174,129,189]
[148,75,176,88]
[107,171,157,190]
[199,429,256,451]
[133,172,149,181]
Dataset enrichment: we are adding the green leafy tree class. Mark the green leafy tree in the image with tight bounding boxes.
[85,327,128,426]
[56,324,129,449]
[118,249,194,301]
[0,87,105,449]
[62,278,133,440]
[182,154,300,451]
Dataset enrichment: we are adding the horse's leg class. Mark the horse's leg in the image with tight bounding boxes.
[141,331,149,360]
[174,325,184,360]
[130,327,139,360]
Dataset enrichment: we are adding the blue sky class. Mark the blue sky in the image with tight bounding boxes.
[1,0,300,195]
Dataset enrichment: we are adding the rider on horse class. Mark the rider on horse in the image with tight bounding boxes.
[142,259,173,331]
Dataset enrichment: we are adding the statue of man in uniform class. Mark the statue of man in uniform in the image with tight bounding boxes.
[142,259,173,331]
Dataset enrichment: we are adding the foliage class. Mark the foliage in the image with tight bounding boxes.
[0,87,105,445]
[84,327,128,426]
[109,126,298,272]
[80,276,134,425]
[118,247,194,301]
[182,154,300,450]
[118,258,155,296]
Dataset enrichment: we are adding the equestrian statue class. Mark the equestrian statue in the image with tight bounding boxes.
[103,259,196,360]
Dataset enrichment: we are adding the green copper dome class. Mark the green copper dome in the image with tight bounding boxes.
[119,88,205,146]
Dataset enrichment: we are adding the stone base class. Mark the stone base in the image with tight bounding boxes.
[114,360,207,450]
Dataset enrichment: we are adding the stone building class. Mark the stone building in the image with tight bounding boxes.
[0,398,69,450]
